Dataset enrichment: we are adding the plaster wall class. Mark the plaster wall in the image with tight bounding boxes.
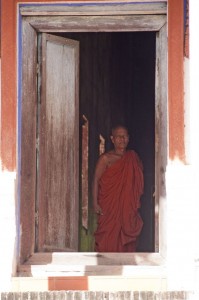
[165,0,199,293]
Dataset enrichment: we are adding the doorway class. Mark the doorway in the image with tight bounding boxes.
[37,31,155,252]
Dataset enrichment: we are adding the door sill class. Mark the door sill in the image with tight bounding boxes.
[18,252,165,276]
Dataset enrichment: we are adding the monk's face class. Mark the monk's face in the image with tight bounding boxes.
[111,127,129,151]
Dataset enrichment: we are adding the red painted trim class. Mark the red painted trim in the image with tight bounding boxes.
[48,276,88,290]
[1,1,17,170]
[168,0,185,161]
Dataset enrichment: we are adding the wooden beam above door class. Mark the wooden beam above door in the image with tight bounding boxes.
[25,15,167,32]
[20,2,167,16]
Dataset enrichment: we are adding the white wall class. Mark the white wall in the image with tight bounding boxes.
[166,0,199,294]
[0,172,17,291]
[189,0,199,294]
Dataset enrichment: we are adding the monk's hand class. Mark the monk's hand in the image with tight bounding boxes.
[93,203,103,215]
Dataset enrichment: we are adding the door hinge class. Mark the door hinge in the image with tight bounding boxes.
[36,137,39,151]
[35,211,39,225]
[36,63,40,74]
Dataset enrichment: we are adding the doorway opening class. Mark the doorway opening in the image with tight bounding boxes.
[47,31,156,252]
[19,6,167,268]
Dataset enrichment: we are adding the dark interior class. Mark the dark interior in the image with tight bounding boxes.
[55,32,156,252]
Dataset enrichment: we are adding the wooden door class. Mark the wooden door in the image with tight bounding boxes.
[36,33,79,252]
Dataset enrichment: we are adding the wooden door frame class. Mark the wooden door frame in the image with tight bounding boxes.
[19,2,167,274]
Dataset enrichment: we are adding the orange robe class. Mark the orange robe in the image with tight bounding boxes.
[94,150,144,252]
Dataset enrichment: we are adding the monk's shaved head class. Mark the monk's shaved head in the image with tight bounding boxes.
[111,125,129,136]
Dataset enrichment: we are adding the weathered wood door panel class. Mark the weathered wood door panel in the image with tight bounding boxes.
[36,33,79,252]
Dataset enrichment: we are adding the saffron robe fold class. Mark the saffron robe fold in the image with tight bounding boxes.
[94,150,144,252]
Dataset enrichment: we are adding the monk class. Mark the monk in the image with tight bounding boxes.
[92,125,144,252]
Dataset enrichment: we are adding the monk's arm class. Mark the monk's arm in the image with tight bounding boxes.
[92,155,108,214]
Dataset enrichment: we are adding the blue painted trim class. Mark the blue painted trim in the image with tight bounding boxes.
[184,0,186,33]
[184,0,189,33]
[19,1,165,8]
